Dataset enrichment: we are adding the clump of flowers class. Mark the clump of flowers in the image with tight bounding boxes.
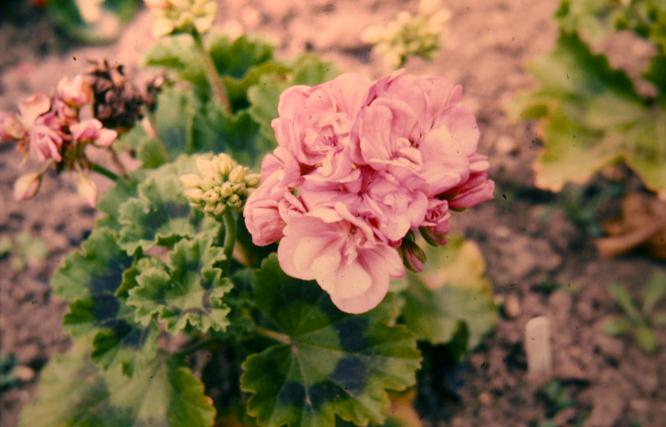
[181,154,260,219]
[243,70,494,313]
[362,0,451,68]
[1,74,119,205]
[145,0,218,37]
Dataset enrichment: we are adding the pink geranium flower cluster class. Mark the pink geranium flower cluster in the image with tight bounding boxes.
[244,71,494,314]
[1,75,118,204]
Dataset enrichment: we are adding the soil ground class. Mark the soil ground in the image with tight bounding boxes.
[1,1,665,426]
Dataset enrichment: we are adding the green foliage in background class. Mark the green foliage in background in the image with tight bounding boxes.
[603,271,666,353]
[511,0,666,196]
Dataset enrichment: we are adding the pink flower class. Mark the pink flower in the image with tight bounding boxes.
[446,170,495,210]
[71,119,117,147]
[277,203,404,314]
[353,71,480,196]
[29,120,63,162]
[272,73,371,166]
[14,172,42,201]
[18,94,51,128]
[0,112,25,141]
[419,199,451,246]
[56,75,92,108]
[244,70,494,314]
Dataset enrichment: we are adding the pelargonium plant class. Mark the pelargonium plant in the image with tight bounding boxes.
[6,2,497,426]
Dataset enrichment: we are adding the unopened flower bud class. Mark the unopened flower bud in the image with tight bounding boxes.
[181,153,259,219]
[400,236,427,272]
[14,172,42,201]
[76,173,98,207]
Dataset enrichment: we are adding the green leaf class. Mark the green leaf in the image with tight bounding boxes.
[402,236,497,348]
[241,255,421,427]
[45,0,139,43]
[153,86,198,157]
[127,235,232,333]
[97,173,144,230]
[634,325,659,353]
[512,33,666,193]
[602,317,631,336]
[209,35,275,79]
[653,311,666,327]
[19,336,216,427]
[642,271,666,314]
[117,156,216,254]
[52,228,133,303]
[145,34,209,98]
[114,125,168,169]
[608,283,642,323]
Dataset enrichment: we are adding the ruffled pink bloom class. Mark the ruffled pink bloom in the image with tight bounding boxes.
[277,203,404,314]
[71,119,117,147]
[244,70,494,313]
[353,71,480,196]
[272,73,371,166]
[57,75,92,108]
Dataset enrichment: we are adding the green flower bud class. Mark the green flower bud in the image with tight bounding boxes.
[180,153,260,219]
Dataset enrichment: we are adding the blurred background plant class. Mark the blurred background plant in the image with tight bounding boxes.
[362,0,450,68]
[603,272,666,353]
[0,231,48,272]
[511,0,666,260]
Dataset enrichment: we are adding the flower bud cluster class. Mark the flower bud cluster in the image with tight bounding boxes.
[145,0,218,37]
[362,0,450,68]
[180,154,260,219]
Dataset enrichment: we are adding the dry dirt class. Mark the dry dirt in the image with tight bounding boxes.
[1,1,665,427]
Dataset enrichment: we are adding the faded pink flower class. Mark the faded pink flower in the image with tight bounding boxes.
[57,75,92,108]
[277,203,404,314]
[14,172,42,201]
[0,112,25,141]
[272,73,371,166]
[29,119,63,162]
[18,94,51,128]
[71,119,117,147]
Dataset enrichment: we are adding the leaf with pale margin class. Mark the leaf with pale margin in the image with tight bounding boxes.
[511,33,666,194]
[402,235,497,348]
[19,336,216,427]
[117,156,218,254]
[52,227,152,373]
[241,255,421,427]
[127,235,232,333]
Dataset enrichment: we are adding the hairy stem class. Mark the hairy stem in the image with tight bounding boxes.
[192,31,231,113]
[255,326,291,345]
[222,210,237,274]
[90,162,120,182]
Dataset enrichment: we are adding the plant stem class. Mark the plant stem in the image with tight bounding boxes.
[222,210,236,274]
[192,30,231,113]
[90,162,120,182]
[255,326,291,345]
[175,338,218,356]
